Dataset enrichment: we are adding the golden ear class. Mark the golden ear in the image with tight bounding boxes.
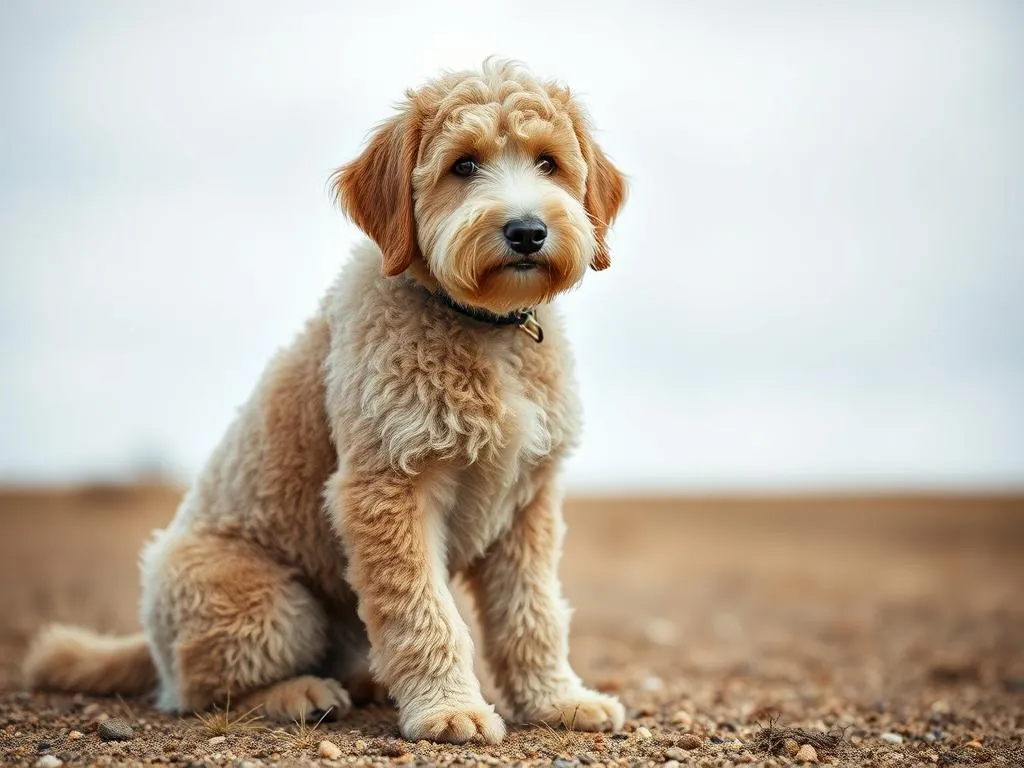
[332,113,421,277]
[573,112,627,271]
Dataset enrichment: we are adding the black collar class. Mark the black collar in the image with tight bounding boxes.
[433,291,544,343]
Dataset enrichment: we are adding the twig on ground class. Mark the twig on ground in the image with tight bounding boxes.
[752,715,845,756]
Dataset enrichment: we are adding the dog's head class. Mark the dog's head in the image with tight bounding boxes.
[332,60,626,314]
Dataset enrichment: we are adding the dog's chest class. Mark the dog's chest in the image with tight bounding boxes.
[443,356,562,572]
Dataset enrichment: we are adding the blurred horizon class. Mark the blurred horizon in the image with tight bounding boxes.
[2,1,1023,493]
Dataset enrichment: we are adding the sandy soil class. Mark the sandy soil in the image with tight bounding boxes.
[0,484,1021,767]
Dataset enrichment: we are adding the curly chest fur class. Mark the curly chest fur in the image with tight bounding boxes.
[324,260,581,573]
[439,350,571,572]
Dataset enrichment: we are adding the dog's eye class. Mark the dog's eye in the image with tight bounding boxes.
[452,157,478,177]
[536,155,557,175]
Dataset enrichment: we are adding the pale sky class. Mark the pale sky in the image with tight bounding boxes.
[1,1,1022,490]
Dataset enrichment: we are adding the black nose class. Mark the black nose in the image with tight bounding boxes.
[503,218,547,255]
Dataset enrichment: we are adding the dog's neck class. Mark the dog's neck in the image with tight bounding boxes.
[395,262,546,343]
[432,291,545,343]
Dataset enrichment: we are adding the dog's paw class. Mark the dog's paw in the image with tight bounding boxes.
[527,690,625,732]
[401,704,506,744]
[256,675,352,723]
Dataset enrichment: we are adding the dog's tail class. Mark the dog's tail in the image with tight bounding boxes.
[23,624,157,696]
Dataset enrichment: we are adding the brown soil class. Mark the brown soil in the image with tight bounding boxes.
[1,484,1022,767]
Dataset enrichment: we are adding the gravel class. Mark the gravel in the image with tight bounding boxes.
[1,489,1021,768]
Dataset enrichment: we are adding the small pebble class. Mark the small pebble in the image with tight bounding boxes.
[795,744,818,763]
[930,700,951,715]
[640,675,664,691]
[784,739,800,757]
[353,738,367,751]
[208,735,226,746]
[664,747,687,760]
[644,618,677,646]
[670,710,692,725]
[663,762,680,768]
[677,733,702,750]
[634,726,653,739]
[881,732,903,744]
[67,731,84,741]
[97,718,133,742]
[35,757,62,768]
[319,739,342,760]
[1004,675,1024,692]
[380,740,406,758]
[965,740,984,750]
[553,760,576,768]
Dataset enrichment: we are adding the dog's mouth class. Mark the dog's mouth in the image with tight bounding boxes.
[505,258,542,272]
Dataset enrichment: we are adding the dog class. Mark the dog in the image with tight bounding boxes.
[24,59,627,744]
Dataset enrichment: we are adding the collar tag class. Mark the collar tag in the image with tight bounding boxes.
[517,311,544,343]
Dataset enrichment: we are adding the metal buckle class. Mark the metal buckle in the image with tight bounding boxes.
[516,311,544,343]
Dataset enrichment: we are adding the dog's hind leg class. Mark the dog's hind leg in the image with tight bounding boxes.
[142,532,351,722]
[319,612,389,706]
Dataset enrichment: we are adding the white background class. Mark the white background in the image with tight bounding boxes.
[1,1,1022,490]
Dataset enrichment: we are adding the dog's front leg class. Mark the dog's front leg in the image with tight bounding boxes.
[466,477,624,732]
[330,469,505,744]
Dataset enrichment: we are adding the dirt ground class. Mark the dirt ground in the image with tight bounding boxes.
[0,484,1021,767]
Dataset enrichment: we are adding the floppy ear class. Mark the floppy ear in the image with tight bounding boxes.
[573,116,627,271]
[332,113,421,277]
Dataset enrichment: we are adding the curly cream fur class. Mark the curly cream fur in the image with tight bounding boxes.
[23,59,625,744]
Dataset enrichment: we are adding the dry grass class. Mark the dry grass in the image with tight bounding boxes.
[528,707,601,758]
[192,693,264,737]
[264,706,335,751]
[115,693,138,722]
